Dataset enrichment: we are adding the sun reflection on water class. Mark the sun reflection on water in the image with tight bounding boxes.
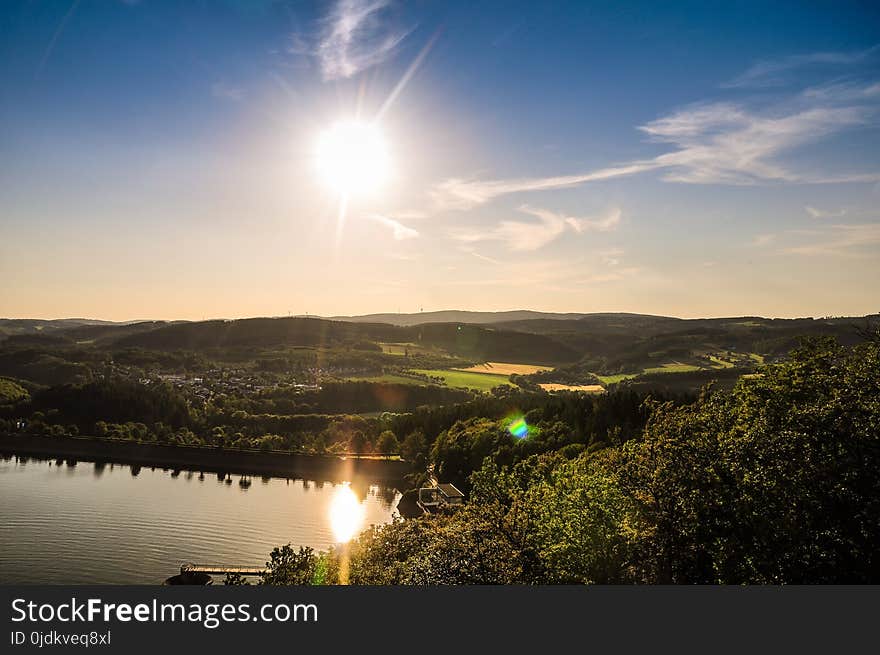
[329,483,366,544]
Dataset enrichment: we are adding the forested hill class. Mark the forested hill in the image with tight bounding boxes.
[0,318,120,339]
[1,313,876,388]
[110,317,580,364]
[113,317,403,350]
[327,310,594,325]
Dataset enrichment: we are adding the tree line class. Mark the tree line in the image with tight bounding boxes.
[247,336,880,584]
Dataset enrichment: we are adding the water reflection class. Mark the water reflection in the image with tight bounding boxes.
[329,484,366,543]
[0,456,400,583]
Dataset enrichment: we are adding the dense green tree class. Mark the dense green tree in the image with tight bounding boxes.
[616,337,880,583]
[259,545,318,585]
[430,418,514,491]
[376,430,400,454]
[279,337,880,586]
[400,430,428,468]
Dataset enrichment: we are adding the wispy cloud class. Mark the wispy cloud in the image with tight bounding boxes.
[316,0,411,80]
[432,77,880,209]
[368,214,419,240]
[805,205,847,219]
[451,206,620,251]
[468,250,502,265]
[211,81,245,101]
[577,267,642,284]
[640,102,871,185]
[801,80,880,103]
[37,0,81,76]
[600,248,624,266]
[721,46,878,88]
[386,209,427,221]
[444,257,596,292]
[751,233,776,247]
[782,223,880,257]
[433,164,654,211]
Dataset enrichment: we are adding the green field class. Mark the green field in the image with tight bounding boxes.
[410,368,512,392]
[707,355,735,369]
[642,362,703,375]
[347,373,430,385]
[595,373,639,385]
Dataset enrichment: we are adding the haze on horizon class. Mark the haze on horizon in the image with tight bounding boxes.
[1,1,879,322]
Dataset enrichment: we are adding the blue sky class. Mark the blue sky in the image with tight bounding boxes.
[1,0,878,319]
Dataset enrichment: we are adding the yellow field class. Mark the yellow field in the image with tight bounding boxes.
[539,383,605,393]
[454,362,553,376]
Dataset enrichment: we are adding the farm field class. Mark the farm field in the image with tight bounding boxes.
[642,362,703,374]
[378,342,435,356]
[707,355,735,368]
[595,373,639,385]
[454,361,553,376]
[347,373,430,385]
[539,383,605,393]
[409,368,512,392]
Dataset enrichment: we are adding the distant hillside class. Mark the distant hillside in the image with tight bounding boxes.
[0,318,119,340]
[113,317,403,350]
[327,310,593,326]
[112,316,580,365]
[1,312,876,390]
[492,314,877,375]
[55,321,175,344]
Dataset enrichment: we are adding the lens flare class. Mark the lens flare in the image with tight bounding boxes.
[329,483,366,543]
[507,416,529,439]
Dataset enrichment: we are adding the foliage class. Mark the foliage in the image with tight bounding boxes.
[430,418,515,491]
[0,377,29,405]
[29,378,192,430]
[616,337,880,583]
[259,545,319,585]
[262,337,880,585]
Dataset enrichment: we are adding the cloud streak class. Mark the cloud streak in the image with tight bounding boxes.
[433,164,654,211]
[720,46,878,88]
[805,205,847,219]
[432,78,880,210]
[211,81,245,101]
[38,0,81,76]
[368,214,419,240]
[452,206,621,251]
[317,0,411,80]
[641,102,871,185]
[751,233,776,247]
[782,223,880,257]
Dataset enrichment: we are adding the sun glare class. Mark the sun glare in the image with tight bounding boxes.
[329,484,366,543]
[315,120,391,196]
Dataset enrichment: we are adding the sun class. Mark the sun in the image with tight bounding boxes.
[315,120,391,196]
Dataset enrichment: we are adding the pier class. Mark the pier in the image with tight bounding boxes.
[180,563,265,576]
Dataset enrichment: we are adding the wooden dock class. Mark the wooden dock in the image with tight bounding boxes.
[180,563,265,576]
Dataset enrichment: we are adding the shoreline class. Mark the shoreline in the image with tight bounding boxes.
[0,433,410,486]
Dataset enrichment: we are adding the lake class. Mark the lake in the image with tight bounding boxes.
[0,454,400,584]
